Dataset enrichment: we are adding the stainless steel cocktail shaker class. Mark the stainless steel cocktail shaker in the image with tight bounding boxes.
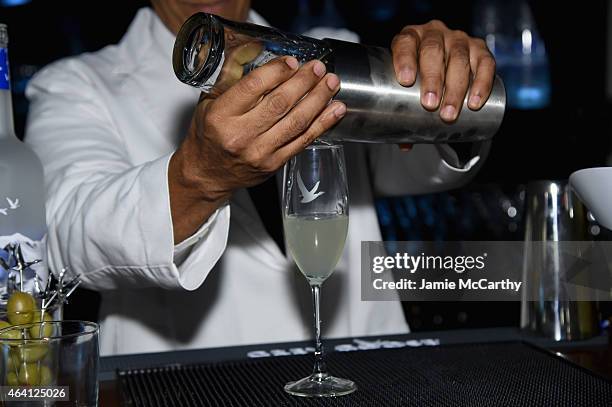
[521,180,599,341]
[173,13,506,144]
[324,39,505,143]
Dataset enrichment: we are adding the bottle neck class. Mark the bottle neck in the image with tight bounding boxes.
[173,13,331,90]
[0,46,15,140]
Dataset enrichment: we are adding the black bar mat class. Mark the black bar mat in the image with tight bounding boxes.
[117,342,612,406]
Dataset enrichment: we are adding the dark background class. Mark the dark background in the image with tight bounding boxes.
[1,0,611,333]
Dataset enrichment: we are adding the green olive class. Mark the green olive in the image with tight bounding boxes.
[7,292,36,326]
[6,348,20,371]
[0,322,21,343]
[29,311,53,338]
[6,372,18,386]
[38,365,52,385]
[6,356,15,372]
[0,320,12,339]
[18,363,40,385]
[16,343,49,363]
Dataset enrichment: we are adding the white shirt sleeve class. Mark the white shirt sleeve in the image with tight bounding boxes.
[25,59,229,291]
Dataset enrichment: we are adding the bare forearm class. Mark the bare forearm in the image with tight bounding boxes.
[168,136,229,244]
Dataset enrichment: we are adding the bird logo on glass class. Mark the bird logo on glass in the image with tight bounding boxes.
[0,197,20,216]
[297,172,325,203]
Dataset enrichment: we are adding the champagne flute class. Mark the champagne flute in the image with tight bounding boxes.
[282,141,356,397]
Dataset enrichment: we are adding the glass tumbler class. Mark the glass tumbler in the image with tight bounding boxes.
[0,320,99,406]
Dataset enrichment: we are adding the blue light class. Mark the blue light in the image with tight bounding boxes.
[364,0,399,22]
[0,0,31,6]
[517,87,543,101]
[507,83,551,110]
[372,8,395,22]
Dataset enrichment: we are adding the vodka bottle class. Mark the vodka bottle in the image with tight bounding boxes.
[0,24,47,302]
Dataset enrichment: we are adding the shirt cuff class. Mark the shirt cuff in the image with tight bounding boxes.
[161,149,231,290]
[158,151,230,290]
[175,203,230,290]
[174,207,221,257]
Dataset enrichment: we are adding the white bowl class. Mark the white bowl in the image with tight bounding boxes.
[569,167,612,230]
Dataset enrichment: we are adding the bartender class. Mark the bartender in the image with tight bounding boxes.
[24,0,495,355]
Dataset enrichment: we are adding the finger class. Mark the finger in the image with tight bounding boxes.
[391,28,420,86]
[274,101,347,162]
[440,36,471,122]
[260,73,341,150]
[216,56,299,115]
[468,41,496,110]
[418,29,446,110]
[247,60,328,133]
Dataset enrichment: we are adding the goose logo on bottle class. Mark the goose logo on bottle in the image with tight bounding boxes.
[297,172,325,203]
[0,197,20,216]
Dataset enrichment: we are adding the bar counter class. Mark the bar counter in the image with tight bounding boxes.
[96,327,612,406]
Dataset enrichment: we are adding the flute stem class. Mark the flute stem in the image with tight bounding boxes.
[311,284,327,376]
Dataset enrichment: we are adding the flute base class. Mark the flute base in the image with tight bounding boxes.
[284,372,357,397]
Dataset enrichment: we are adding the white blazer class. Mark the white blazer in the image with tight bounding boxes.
[24,8,487,355]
